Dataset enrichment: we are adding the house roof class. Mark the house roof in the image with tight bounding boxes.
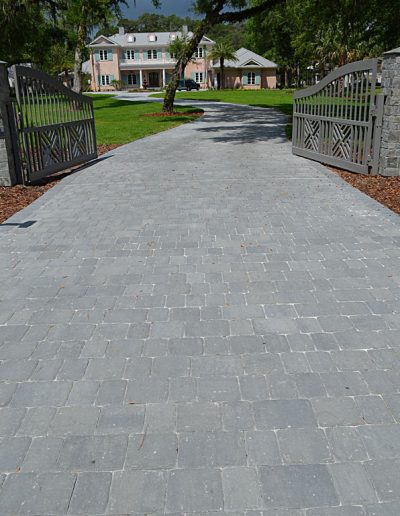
[89,31,215,47]
[213,48,278,69]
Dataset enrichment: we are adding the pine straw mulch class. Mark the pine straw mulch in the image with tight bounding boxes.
[0,144,120,224]
[331,167,400,216]
[141,111,204,117]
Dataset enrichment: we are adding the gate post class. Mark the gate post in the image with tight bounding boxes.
[0,62,19,186]
[379,48,400,176]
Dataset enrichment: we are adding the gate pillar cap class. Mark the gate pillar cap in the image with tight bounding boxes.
[384,47,400,55]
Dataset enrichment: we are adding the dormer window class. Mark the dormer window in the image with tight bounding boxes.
[170,33,176,41]
[149,34,157,42]
[127,35,135,43]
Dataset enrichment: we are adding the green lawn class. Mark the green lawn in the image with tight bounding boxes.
[150,89,294,137]
[88,94,202,145]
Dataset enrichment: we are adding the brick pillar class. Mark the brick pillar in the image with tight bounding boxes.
[0,62,19,186]
[379,48,400,176]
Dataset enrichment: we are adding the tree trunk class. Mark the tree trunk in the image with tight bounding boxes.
[162,14,219,112]
[73,43,83,93]
[90,50,97,92]
[220,57,225,90]
[163,64,182,113]
[284,68,289,88]
[63,68,69,87]
[73,6,87,94]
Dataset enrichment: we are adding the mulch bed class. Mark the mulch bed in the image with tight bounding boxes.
[141,111,203,117]
[0,144,121,224]
[331,168,400,215]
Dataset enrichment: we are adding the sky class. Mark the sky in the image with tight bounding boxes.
[122,0,196,18]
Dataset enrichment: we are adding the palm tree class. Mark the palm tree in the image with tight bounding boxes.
[208,40,238,90]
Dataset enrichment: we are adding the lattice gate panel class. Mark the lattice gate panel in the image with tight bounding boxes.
[12,66,97,183]
[292,59,383,175]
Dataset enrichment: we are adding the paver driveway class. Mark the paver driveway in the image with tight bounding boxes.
[1,102,400,515]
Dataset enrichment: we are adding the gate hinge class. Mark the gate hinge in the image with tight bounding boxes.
[370,107,376,117]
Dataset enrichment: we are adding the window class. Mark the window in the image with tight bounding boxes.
[195,72,204,83]
[147,49,158,59]
[170,52,177,59]
[127,74,137,85]
[149,34,157,42]
[194,47,204,58]
[99,49,109,61]
[100,75,110,86]
[247,72,256,85]
[126,50,135,60]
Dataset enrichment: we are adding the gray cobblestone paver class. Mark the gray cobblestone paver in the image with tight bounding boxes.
[0,98,400,513]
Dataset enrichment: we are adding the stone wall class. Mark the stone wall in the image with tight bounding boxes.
[0,62,17,186]
[379,48,400,176]
[0,108,10,185]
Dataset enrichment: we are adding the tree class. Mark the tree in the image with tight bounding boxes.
[60,0,126,93]
[207,22,246,48]
[0,0,61,65]
[246,0,400,88]
[161,0,284,113]
[168,33,195,92]
[95,13,196,37]
[208,40,238,89]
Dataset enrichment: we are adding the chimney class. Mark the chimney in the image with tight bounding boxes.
[182,25,188,34]
[118,27,125,35]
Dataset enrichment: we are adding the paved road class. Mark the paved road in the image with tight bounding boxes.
[1,102,400,515]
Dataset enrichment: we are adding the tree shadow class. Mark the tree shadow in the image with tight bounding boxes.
[193,105,289,144]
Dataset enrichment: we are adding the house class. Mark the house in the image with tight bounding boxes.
[59,60,91,89]
[88,27,215,90]
[212,48,277,89]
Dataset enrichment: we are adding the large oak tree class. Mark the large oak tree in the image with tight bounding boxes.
[158,0,284,112]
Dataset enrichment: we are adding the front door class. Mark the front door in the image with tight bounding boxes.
[148,72,159,87]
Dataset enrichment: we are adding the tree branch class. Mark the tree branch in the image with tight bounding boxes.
[218,0,284,23]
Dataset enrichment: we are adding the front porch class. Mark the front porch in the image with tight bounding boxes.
[120,68,174,89]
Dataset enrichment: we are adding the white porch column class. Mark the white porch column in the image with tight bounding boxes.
[162,69,166,87]
[139,69,143,88]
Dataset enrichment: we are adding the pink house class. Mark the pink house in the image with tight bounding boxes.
[88,28,215,90]
[211,48,277,89]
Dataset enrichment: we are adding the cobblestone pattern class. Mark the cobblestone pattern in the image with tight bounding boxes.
[380,48,400,176]
[0,102,400,514]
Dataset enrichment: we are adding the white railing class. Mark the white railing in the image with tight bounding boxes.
[120,58,177,65]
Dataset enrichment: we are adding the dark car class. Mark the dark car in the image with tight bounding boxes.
[177,79,200,91]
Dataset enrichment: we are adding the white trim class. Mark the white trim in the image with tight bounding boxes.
[147,49,158,60]
[194,47,204,58]
[99,49,108,61]
[195,72,204,83]
[246,72,256,85]
[90,35,118,46]
[127,73,137,85]
[242,59,263,67]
